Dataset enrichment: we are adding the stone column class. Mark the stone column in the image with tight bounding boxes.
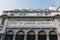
[24,35,26,40]
[58,35,60,40]
[47,34,49,40]
[36,35,38,40]
[46,31,49,40]
[35,31,38,40]
[1,33,5,40]
[13,34,16,40]
[57,33,60,40]
[1,35,4,40]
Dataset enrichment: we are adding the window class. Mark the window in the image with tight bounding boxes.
[15,31,24,40]
[0,35,1,40]
[1,18,5,25]
[27,31,35,40]
[45,13,48,16]
[38,31,47,40]
[4,30,14,40]
[49,31,58,40]
[19,13,26,16]
[11,14,14,16]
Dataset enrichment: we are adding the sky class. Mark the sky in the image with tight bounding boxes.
[0,0,60,15]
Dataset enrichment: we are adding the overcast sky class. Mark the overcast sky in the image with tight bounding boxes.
[0,0,60,15]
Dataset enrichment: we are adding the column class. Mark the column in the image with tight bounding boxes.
[36,35,38,40]
[13,34,15,40]
[1,35,4,40]
[35,31,38,40]
[24,35,26,40]
[1,36,4,40]
[47,34,49,40]
[46,32,49,40]
[57,33,60,40]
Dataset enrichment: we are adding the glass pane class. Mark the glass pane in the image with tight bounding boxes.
[16,35,24,40]
[49,35,57,40]
[0,36,1,40]
[15,31,24,40]
[27,35,35,40]
[49,31,58,40]
[4,31,13,40]
[38,31,46,40]
[27,31,35,40]
[5,35,13,40]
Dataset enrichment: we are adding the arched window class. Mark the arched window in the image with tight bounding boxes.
[38,31,46,40]
[4,30,14,40]
[49,31,58,40]
[27,31,35,40]
[15,30,24,40]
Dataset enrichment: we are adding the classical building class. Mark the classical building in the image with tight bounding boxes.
[0,6,60,40]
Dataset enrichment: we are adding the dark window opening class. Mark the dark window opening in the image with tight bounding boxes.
[1,18,5,25]
[49,31,58,40]
[15,31,24,40]
[4,30,14,40]
[38,31,47,40]
[27,31,35,40]
[11,14,14,16]
[0,35,1,40]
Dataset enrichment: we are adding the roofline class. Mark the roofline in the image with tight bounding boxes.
[3,10,60,13]
[0,15,60,18]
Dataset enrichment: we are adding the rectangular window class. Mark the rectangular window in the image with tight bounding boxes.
[19,13,26,16]
[11,14,14,16]
[45,13,48,16]
[1,18,5,25]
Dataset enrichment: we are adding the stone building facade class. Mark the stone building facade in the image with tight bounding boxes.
[0,6,60,40]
